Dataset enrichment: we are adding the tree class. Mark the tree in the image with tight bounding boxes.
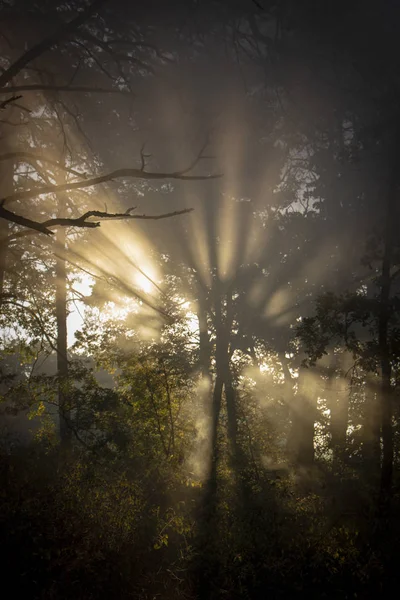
[0,0,221,446]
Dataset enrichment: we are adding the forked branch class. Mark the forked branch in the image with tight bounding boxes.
[1,147,221,205]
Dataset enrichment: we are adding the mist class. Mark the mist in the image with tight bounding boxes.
[1,1,400,599]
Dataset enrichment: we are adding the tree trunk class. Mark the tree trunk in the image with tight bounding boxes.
[362,373,381,480]
[197,296,211,378]
[327,356,349,467]
[330,394,349,467]
[225,377,238,454]
[296,394,315,466]
[0,221,8,299]
[0,153,13,300]
[55,226,71,446]
[288,367,316,466]
[209,375,223,486]
[377,138,399,506]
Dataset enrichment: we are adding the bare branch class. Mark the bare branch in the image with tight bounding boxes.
[0,204,55,235]
[2,206,194,238]
[42,207,194,229]
[0,118,28,127]
[78,31,155,75]
[1,162,222,205]
[72,39,119,83]
[0,84,133,95]
[104,38,175,63]
[55,246,170,319]
[0,151,87,178]
[0,95,22,109]
[251,0,265,10]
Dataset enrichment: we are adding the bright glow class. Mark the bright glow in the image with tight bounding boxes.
[134,270,157,294]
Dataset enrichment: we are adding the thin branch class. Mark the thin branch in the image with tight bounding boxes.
[0,95,23,109]
[1,163,222,205]
[78,31,154,75]
[42,207,195,229]
[0,298,57,352]
[59,246,169,318]
[2,206,194,238]
[0,151,87,178]
[0,84,133,95]
[82,34,174,62]
[72,39,119,83]
[0,118,28,127]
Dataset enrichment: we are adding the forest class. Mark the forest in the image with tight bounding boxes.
[1,0,400,598]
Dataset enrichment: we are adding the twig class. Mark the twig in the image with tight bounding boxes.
[0,151,88,178]
[0,95,23,109]
[0,84,134,95]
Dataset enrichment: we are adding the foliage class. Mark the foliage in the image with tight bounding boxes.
[3,0,400,598]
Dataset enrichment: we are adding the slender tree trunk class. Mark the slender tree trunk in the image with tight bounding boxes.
[0,154,13,300]
[327,355,349,467]
[362,373,381,480]
[213,290,240,468]
[55,226,71,446]
[205,286,239,482]
[0,221,8,299]
[197,287,237,598]
[379,313,393,503]
[378,137,399,506]
[287,367,316,466]
[296,393,315,465]
[197,296,211,378]
[209,376,223,486]
[196,371,222,600]
[225,377,238,454]
[223,290,240,463]
[162,362,175,455]
[331,389,349,466]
